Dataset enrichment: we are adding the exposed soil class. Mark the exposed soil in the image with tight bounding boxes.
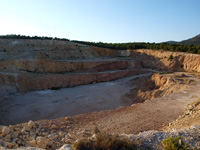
[34,72,200,140]
[163,98,200,131]
[0,71,200,149]
[0,72,153,125]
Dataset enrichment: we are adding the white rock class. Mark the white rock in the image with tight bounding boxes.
[28,120,36,129]
[2,126,10,136]
[51,124,57,129]
[57,144,72,150]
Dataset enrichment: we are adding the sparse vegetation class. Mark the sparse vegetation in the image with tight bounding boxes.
[162,136,189,150]
[73,132,136,150]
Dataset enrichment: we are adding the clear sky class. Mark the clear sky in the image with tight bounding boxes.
[0,0,200,43]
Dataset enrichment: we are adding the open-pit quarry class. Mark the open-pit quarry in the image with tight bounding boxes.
[0,39,200,150]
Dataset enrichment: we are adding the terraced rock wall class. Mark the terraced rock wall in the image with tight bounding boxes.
[133,49,200,72]
[0,39,199,96]
[0,39,122,60]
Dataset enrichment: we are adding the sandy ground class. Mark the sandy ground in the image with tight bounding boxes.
[0,73,153,125]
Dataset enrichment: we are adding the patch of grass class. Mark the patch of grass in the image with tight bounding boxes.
[73,132,136,150]
[162,136,189,150]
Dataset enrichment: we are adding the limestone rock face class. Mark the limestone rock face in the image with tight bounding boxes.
[0,69,148,95]
[134,49,200,72]
[0,39,199,97]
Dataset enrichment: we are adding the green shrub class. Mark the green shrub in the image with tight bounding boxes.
[73,132,136,150]
[162,136,189,150]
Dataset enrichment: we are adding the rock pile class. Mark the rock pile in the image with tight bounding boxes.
[163,98,200,131]
[2,123,200,150]
[126,125,200,150]
[0,120,73,149]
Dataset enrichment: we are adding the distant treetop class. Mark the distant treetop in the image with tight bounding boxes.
[0,34,70,41]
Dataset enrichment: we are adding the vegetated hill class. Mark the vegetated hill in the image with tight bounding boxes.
[180,34,200,45]
[162,40,178,44]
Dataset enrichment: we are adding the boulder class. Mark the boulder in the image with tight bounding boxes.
[2,126,10,136]
[28,120,36,129]
[36,137,49,149]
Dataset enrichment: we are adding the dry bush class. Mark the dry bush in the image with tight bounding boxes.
[73,132,136,150]
[73,139,93,150]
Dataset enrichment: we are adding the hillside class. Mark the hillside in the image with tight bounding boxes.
[180,34,200,45]
[164,34,200,45]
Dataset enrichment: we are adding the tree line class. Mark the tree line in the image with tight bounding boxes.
[0,34,70,41]
[73,41,200,54]
[0,34,199,54]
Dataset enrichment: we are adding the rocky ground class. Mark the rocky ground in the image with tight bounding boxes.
[1,72,200,149]
[163,98,200,131]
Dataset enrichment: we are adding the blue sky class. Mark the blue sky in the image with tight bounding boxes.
[0,0,200,43]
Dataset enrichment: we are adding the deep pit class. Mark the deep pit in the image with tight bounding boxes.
[0,39,200,149]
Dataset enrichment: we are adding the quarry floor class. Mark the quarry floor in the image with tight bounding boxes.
[38,72,200,137]
[0,72,153,125]
[1,72,200,138]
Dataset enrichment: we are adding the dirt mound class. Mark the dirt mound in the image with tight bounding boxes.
[125,73,194,104]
